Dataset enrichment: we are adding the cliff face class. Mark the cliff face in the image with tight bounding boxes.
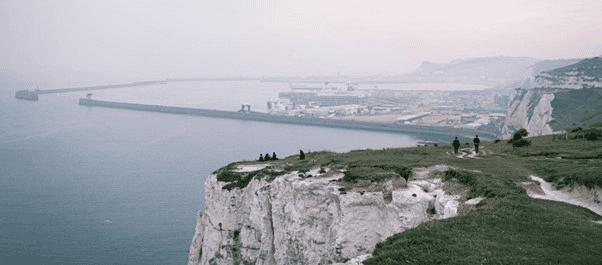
[504,88,556,137]
[504,57,602,137]
[189,165,461,265]
[532,57,602,89]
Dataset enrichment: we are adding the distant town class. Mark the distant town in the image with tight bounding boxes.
[266,83,509,133]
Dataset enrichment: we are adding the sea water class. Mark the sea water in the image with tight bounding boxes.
[0,81,422,264]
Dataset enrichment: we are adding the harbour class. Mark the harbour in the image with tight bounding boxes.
[79,97,496,142]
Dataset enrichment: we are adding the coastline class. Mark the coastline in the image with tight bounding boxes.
[79,98,496,143]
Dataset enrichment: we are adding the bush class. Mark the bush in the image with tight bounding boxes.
[271,152,278,160]
[571,127,583,132]
[494,139,501,143]
[258,154,264,161]
[513,128,529,141]
[512,139,531,148]
[264,153,271,160]
[299,150,305,160]
[586,132,599,141]
[509,128,529,144]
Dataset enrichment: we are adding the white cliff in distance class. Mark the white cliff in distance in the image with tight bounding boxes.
[504,57,602,138]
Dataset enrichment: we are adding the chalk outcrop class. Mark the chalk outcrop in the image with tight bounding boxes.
[189,165,461,265]
[525,176,602,217]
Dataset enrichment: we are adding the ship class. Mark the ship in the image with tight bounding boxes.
[15,90,39,101]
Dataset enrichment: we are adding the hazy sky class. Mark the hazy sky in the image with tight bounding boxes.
[1,0,601,87]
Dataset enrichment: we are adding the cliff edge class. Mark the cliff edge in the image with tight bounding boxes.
[188,162,465,265]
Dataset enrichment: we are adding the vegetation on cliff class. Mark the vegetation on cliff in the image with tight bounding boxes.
[212,131,602,263]
[364,132,602,265]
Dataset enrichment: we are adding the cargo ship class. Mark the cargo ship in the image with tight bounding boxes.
[15,90,39,101]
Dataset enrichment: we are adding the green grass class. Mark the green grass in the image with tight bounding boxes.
[365,195,602,265]
[362,135,602,264]
[214,134,602,263]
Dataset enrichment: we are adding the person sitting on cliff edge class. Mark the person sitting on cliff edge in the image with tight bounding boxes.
[473,135,480,154]
[452,137,461,155]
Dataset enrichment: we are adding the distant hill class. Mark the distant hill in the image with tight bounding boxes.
[409,56,542,86]
[414,61,447,73]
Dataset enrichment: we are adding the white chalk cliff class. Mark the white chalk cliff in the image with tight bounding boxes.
[188,165,462,265]
[504,57,602,138]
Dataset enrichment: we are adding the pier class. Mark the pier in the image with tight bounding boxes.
[78,98,497,142]
[15,80,167,101]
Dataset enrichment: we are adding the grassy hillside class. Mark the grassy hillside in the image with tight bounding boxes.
[213,132,602,264]
[549,88,602,131]
[363,134,602,265]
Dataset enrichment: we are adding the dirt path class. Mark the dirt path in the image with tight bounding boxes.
[526,175,602,223]
[447,146,492,159]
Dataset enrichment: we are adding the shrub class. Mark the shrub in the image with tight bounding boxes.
[494,139,501,143]
[434,143,438,147]
[264,153,271,160]
[586,132,599,141]
[509,128,529,144]
[299,150,305,160]
[571,127,583,132]
[514,128,529,139]
[516,128,529,138]
[271,152,278,160]
[258,154,264,161]
[512,139,531,148]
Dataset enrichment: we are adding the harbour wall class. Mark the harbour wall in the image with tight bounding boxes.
[15,80,167,101]
[79,98,497,143]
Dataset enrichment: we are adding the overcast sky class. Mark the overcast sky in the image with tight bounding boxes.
[1,0,601,87]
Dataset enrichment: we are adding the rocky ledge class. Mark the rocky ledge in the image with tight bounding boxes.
[188,164,479,265]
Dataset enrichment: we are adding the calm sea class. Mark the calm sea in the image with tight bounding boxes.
[0,81,422,264]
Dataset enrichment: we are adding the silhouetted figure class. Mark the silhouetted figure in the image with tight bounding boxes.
[473,135,480,154]
[452,137,461,155]
[264,153,271,161]
[271,152,278,160]
[299,150,305,160]
[259,154,264,162]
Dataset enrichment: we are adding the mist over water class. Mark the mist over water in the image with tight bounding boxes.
[2,1,601,263]
[0,82,421,264]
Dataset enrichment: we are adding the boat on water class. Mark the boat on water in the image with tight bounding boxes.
[15,90,39,101]
[417,140,438,146]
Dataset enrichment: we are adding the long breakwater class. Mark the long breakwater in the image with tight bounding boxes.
[79,98,496,142]
[15,80,168,101]
[15,78,262,101]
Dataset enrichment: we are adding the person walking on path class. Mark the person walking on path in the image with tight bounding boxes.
[452,137,461,155]
[473,135,480,154]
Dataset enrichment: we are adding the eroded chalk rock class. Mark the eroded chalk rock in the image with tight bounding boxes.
[189,165,463,265]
